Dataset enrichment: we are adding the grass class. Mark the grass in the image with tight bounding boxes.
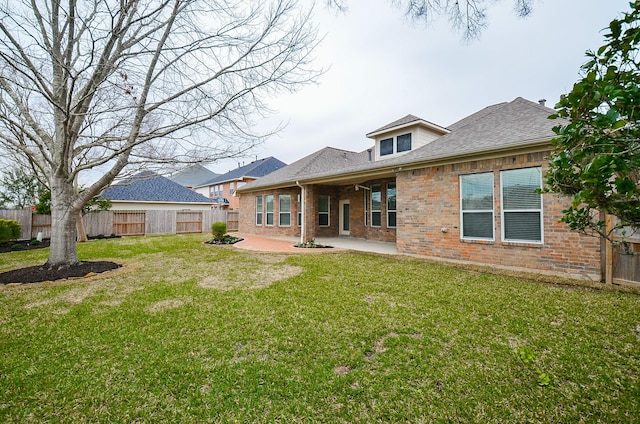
[0,234,639,423]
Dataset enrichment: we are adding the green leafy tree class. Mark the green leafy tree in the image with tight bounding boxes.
[545,2,640,240]
[35,189,111,215]
[0,167,46,209]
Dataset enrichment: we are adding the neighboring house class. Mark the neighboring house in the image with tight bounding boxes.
[103,171,214,211]
[194,157,286,210]
[237,97,602,280]
[169,164,219,189]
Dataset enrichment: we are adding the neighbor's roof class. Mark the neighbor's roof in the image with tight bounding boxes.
[169,164,219,188]
[196,157,286,187]
[239,97,563,192]
[103,171,214,204]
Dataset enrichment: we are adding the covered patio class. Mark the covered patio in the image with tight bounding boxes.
[235,234,397,255]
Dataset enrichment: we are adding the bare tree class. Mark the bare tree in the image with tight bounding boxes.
[328,0,535,40]
[0,0,320,267]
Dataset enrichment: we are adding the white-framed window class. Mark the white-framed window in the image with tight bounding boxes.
[396,133,412,152]
[500,167,543,243]
[297,194,302,226]
[318,194,330,226]
[371,184,381,227]
[255,196,263,225]
[265,195,274,226]
[279,195,291,226]
[387,182,396,228]
[460,172,494,240]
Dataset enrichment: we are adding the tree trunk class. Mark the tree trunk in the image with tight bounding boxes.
[46,177,80,268]
[76,211,88,243]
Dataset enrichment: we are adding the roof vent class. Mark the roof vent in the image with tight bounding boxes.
[538,99,546,107]
[367,148,372,162]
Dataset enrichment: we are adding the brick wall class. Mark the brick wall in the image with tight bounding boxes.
[238,187,302,238]
[396,152,602,280]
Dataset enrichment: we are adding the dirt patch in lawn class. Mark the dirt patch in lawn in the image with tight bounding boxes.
[199,258,302,291]
[0,261,121,285]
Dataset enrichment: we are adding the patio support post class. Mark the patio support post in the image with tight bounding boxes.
[296,181,305,244]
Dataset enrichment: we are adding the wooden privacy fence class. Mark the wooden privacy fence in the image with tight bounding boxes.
[0,208,241,239]
[605,216,640,286]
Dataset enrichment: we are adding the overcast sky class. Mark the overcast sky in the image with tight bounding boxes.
[208,0,631,174]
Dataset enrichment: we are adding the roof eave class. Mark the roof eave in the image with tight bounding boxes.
[237,138,553,192]
[366,120,450,139]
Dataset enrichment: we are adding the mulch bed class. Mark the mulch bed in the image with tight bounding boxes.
[0,239,51,254]
[1,237,123,285]
[0,261,121,285]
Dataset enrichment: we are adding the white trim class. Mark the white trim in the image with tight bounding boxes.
[339,200,350,236]
[499,167,544,244]
[459,172,495,241]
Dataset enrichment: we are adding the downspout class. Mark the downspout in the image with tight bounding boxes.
[296,181,304,244]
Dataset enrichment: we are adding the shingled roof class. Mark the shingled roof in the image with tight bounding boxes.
[169,164,219,188]
[239,98,564,192]
[103,171,214,204]
[197,157,286,187]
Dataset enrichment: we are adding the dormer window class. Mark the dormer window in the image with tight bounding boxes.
[380,138,394,156]
[397,133,412,152]
[379,133,412,157]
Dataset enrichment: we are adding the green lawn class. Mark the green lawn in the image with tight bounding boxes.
[1,234,639,423]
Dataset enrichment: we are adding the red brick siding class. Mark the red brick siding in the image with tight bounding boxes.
[238,188,302,238]
[396,152,601,279]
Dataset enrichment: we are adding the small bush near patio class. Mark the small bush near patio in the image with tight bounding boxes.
[0,234,639,423]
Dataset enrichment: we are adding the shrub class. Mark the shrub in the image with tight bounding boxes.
[11,243,24,251]
[211,222,227,242]
[0,219,21,243]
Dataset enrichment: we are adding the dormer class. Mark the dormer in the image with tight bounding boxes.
[366,114,450,161]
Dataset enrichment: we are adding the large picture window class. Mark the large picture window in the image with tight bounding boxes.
[255,196,263,225]
[371,184,381,227]
[501,167,543,243]
[387,183,397,228]
[460,172,494,240]
[279,195,291,226]
[265,195,274,226]
[318,195,330,226]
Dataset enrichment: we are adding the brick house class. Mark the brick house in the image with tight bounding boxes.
[237,98,602,280]
[194,157,286,210]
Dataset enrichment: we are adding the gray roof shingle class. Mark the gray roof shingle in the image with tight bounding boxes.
[197,157,286,187]
[103,171,214,203]
[169,165,219,187]
[240,97,565,191]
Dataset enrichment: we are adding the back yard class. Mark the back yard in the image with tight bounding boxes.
[0,234,638,423]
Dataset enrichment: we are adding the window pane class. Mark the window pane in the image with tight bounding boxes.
[319,214,329,226]
[279,195,291,212]
[318,195,329,213]
[371,185,381,211]
[380,138,393,156]
[387,183,396,211]
[461,173,493,210]
[266,195,274,212]
[504,212,541,242]
[388,211,396,227]
[502,168,541,209]
[372,211,381,227]
[280,213,291,226]
[397,134,411,152]
[462,212,493,239]
[266,213,273,226]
